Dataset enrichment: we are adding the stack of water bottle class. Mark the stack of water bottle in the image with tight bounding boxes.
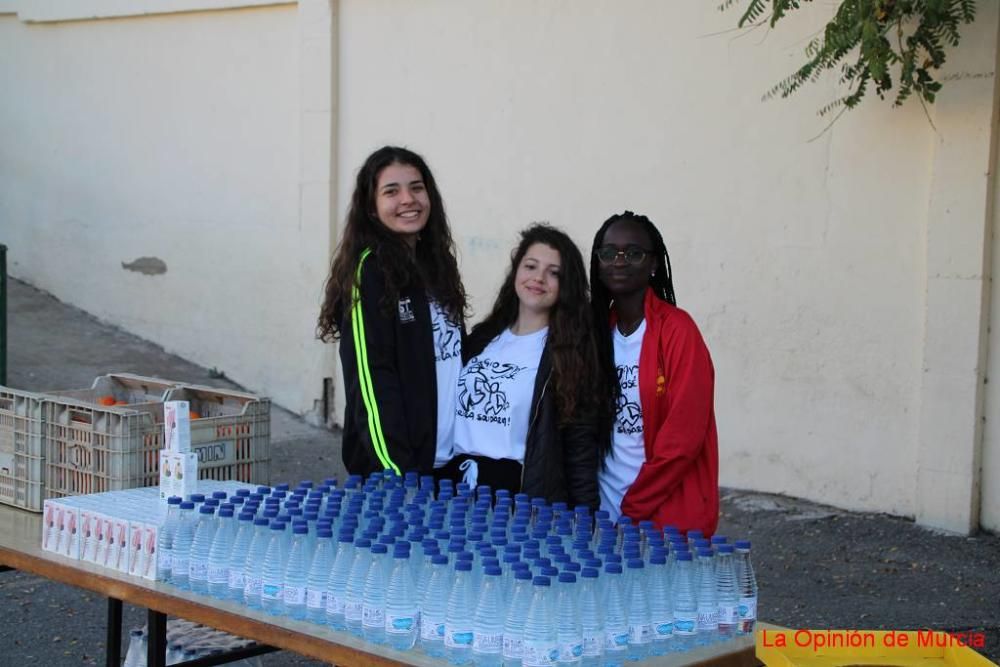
[158,471,758,666]
[123,620,263,667]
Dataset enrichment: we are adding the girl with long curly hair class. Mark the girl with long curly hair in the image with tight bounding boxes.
[590,211,719,535]
[317,146,467,478]
[440,224,603,508]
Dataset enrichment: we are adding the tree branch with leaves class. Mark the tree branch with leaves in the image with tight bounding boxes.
[723,0,978,118]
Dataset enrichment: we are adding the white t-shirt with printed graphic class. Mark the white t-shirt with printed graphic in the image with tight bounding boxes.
[599,319,646,522]
[430,299,463,468]
[453,327,548,463]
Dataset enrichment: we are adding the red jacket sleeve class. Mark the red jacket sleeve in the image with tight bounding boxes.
[620,312,715,521]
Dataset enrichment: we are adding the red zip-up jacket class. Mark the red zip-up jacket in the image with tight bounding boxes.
[617,288,719,535]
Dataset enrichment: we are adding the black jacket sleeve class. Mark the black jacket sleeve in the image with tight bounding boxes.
[561,415,601,511]
[347,256,419,475]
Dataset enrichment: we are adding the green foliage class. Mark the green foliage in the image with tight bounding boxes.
[721,0,977,115]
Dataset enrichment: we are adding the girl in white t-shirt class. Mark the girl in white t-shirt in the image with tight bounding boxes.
[441,224,604,509]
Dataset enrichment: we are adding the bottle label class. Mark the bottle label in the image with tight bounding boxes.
[605,627,629,650]
[189,560,208,581]
[261,582,282,600]
[207,565,228,585]
[653,618,674,637]
[386,613,416,634]
[582,632,602,656]
[421,617,444,641]
[697,606,719,632]
[344,599,363,622]
[502,636,523,660]
[362,604,385,628]
[522,639,558,666]
[228,569,245,591]
[306,588,325,610]
[718,604,739,625]
[473,631,502,653]
[558,639,584,661]
[738,596,757,620]
[628,623,651,645]
[673,611,697,636]
[284,585,305,605]
[326,593,345,616]
[445,625,473,648]
[172,555,189,575]
[244,574,262,598]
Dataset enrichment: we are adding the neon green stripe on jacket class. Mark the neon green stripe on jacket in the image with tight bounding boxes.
[351,248,402,476]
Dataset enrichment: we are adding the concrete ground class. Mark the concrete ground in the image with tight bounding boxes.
[1,277,997,665]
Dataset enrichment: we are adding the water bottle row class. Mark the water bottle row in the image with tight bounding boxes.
[155,472,758,666]
[122,620,262,667]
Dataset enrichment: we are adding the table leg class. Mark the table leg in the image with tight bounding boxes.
[106,597,122,667]
[147,608,168,667]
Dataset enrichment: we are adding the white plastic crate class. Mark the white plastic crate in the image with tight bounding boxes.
[44,380,270,499]
[0,387,46,510]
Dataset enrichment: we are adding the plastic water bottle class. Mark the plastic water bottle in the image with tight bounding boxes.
[156,496,182,582]
[555,572,582,666]
[601,564,628,667]
[325,531,356,630]
[671,551,698,651]
[363,543,389,645]
[242,517,271,608]
[625,559,652,661]
[735,540,758,636]
[260,521,287,615]
[283,524,310,620]
[647,549,673,656]
[715,544,739,642]
[123,629,145,667]
[445,559,475,664]
[695,548,719,644]
[502,567,534,667]
[472,565,505,666]
[169,501,196,590]
[577,568,603,667]
[385,544,419,650]
[305,527,334,624]
[420,553,451,658]
[226,512,256,601]
[188,505,218,594]
[207,507,236,599]
[344,537,373,637]
[521,576,557,667]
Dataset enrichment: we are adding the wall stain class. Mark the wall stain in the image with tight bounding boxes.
[121,257,167,275]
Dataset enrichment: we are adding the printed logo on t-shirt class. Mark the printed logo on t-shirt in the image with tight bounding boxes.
[456,358,527,426]
[398,297,415,323]
[432,312,461,362]
[616,363,643,435]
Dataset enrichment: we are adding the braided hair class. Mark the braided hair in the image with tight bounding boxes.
[589,210,676,463]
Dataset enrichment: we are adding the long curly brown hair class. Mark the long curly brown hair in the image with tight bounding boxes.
[468,224,606,422]
[317,146,467,341]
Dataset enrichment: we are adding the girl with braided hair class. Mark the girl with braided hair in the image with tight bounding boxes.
[590,211,719,534]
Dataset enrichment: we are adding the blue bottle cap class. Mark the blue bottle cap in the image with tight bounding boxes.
[317,528,333,539]
[688,529,704,539]
[199,505,215,515]
[189,494,205,503]
[371,543,388,555]
[532,576,551,586]
[354,537,371,548]
[457,551,474,562]
[167,496,182,505]
[581,567,599,578]
[503,553,521,564]
[431,553,449,566]
[676,551,693,561]
[650,553,666,565]
[584,558,602,570]
[697,548,714,558]
[735,540,752,550]
[293,524,308,535]
[238,512,255,521]
[541,566,559,578]
[515,568,533,581]
[337,532,354,544]
[253,517,269,527]
[269,521,285,530]
[605,563,622,574]
[484,565,502,577]
[275,483,290,492]
[558,572,576,584]
[455,560,472,572]
[717,544,735,554]
[483,557,500,569]
[212,491,228,500]
[219,508,234,518]
[563,561,581,573]
[627,559,644,569]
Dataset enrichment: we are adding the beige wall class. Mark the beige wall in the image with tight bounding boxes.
[2,1,997,531]
[0,1,337,417]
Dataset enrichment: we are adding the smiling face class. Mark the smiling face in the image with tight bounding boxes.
[374,162,431,245]
[514,242,562,315]
[597,218,657,299]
